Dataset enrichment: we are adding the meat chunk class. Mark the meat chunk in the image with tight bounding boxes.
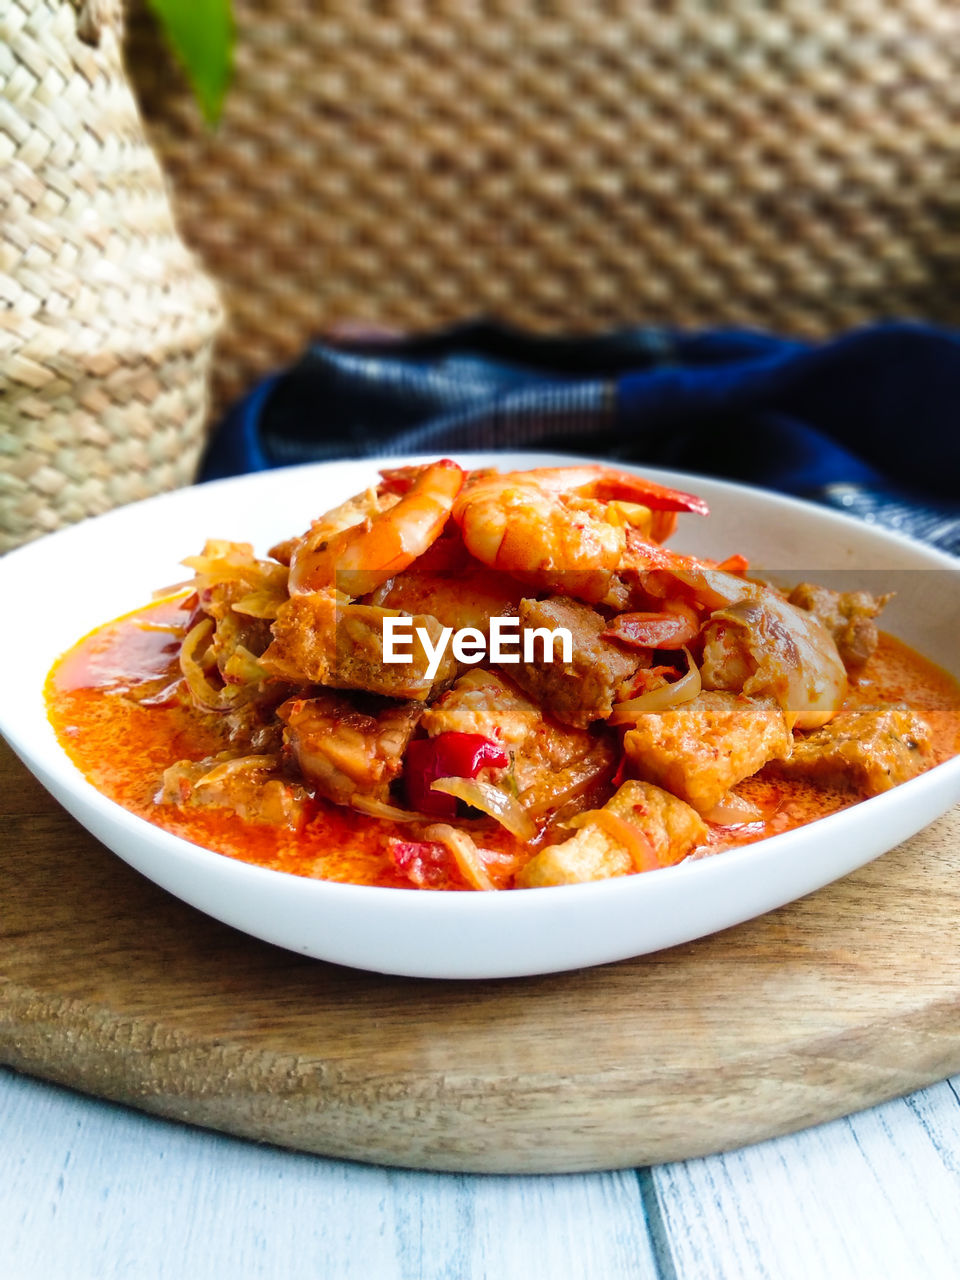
[787,582,892,670]
[421,669,613,809]
[624,691,792,814]
[221,701,286,755]
[517,738,617,819]
[698,595,846,730]
[261,592,458,700]
[504,596,643,728]
[768,703,931,796]
[372,566,522,634]
[159,753,307,829]
[279,692,423,807]
[518,780,707,887]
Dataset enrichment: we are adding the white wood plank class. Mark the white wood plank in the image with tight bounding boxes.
[393,1168,660,1280]
[0,1069,658,1280]
[649,1075,960,1280]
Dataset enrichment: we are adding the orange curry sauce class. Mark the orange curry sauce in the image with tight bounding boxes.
[47,596,960,890]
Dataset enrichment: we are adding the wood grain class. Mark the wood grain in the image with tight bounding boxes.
[651,1078,960,1280]
[2,738,960,1175]
[0,1070,659,1280]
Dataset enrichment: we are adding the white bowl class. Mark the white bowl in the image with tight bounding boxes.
[1,453,958,978]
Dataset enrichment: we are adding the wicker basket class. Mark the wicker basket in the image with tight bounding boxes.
[127,0,960,415]
[0,0,222,552]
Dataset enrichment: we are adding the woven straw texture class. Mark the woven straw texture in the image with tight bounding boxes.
[127,0,960,414]
[1,0,222,552]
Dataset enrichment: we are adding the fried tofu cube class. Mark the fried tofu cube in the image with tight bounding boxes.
[421,669,542,745]
[770,703,931,796]
[421,669,604,799]
[517,780,707,887]
[624,690,792,814]
[261,593,457,700]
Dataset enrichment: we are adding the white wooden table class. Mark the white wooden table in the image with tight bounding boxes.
[4,1067,960,1279]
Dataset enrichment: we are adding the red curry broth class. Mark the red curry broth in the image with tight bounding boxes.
[46,597,960,890]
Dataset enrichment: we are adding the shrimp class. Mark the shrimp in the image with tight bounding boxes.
[451,466,708,606]
[623,529,847,729]
[604,600,702,651]
[288,458,465,598]
[269,486,391,568]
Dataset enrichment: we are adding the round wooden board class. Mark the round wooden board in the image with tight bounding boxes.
[3,739,960,1174]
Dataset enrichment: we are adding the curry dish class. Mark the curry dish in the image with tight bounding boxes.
[47,461,960,890]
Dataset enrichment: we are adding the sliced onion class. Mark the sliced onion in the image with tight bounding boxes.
[351,795,423,824]
[423,823,497,891]
[700,791,763,825]
[430,777,537,841]
[181,546,287,592]
[232,589,288,620]
[180,618,224,708]
[194,754,279,788]
[221,645,270,684]
[565,809,659,872]
[180,618,249,712]
[608,647,701,725]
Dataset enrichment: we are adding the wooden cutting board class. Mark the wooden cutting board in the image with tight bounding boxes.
[3,736,960,1174]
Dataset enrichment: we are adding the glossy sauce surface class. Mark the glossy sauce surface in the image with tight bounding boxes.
[47,598,960,889]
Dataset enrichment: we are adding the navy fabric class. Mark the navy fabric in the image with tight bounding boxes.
[200,321,960,554]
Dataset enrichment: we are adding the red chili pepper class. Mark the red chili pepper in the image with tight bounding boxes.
[405,732,509,818]
[610,753,631,790]
[389,839,449,888]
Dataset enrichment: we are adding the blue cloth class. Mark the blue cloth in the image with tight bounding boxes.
[200,322,960,554]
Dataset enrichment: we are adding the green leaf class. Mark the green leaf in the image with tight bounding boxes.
[146,0,234,126]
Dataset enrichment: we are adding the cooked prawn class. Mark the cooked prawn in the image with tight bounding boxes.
[269,486,391,568]
[604,600,702,651]
[289,458,465,598]
[451,465,708,606]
